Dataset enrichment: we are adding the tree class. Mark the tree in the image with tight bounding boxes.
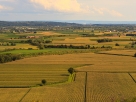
[41,79,46,85]
[134,53,136,57]
[68,67,75,74]
[115,43,120,46]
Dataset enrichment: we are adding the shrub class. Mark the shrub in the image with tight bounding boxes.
[0,54,22,63]
[134,53,136,57]
[97,38,112,43]
[115,43,120,46]
[28,48,33,50]
[41,79,46,85]
[68,67,75,74]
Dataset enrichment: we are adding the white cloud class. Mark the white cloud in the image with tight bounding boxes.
[0,5,12,11]
[30,0,87,13]
[92,7,123,17]
[0,5,3,9]
[0,5,5,10]
[108,10,123,17]
[92,7,104,15]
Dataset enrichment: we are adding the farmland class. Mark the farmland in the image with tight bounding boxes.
[86,72,136,102]
[0,23,136,101]
[0,52,136,101]
[0,64,81,87]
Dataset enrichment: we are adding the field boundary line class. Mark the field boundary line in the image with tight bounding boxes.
[74,73,76,81]
[84,72,87,102]
[77,71,136,73]
[0,86,30,88]
[19,88,31,102]
[128,73,136,83]
[96,52,132,57]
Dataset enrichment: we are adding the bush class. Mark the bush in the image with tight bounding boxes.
[134,53,136,57]
[115,43,120,46]
[41,79,46,85]
[28,48,33,50]
[68,67,75,74]
[45,40,52,43]
[97,38,112,43]
[0,54,22,63]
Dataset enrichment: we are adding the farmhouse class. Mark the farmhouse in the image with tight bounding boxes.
[26,36,39,39]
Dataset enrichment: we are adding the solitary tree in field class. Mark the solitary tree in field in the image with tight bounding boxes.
[134,53,136,57]
[115,43,120,46]
[41,79,46,85]
[68,67,75,74]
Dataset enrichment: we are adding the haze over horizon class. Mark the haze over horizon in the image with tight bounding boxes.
[0,0,136,21]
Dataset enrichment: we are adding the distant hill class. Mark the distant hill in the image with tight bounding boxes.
[0,21,83,27]
[57,20,136,24]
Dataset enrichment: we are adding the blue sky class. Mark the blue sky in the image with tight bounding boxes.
[0,0,136,21]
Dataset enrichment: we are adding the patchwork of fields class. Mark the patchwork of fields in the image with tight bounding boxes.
[0,51,136,101]
[1,24,136,102]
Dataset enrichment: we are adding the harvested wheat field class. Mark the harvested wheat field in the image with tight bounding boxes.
[0,51,136,101]
[0,44,38,50]
[52,38,93,45]
[130,73,136,82]
[99,50,136,56]
[0,88,29,102]
[21,72,85,102]
[86,72,136,102]
[6,52,136,72]
[38,31,62,36]
[0,64,81,87]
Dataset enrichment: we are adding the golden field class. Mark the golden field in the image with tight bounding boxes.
[0,50,136,101]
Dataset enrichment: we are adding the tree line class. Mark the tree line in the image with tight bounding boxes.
[0,54,22,63]
[0,42,16,46]
[97,38,112,43]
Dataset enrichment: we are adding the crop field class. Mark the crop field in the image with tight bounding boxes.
[0,44,38,50]
[0,50,136,101]
[86,72,136,102]
[0,64,81,87]
[99,50,136,56]
[21,72,85,102]
[0,88,29,102]
[130,73,136,82]
[51,36,133,48]
[6,53,136,72]
[53,37,92,44]
[38,31,64,36]
[0,27,136,102]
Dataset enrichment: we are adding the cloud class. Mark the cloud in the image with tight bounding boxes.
[92,7,104,15]
[0,5,6,10]
[0,5,4,9]
[0,5,12,11]
[30,0,86,13]
[109,10,123,17]
[92,7,123,17]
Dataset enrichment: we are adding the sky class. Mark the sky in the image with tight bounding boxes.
[0,0,136,21]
